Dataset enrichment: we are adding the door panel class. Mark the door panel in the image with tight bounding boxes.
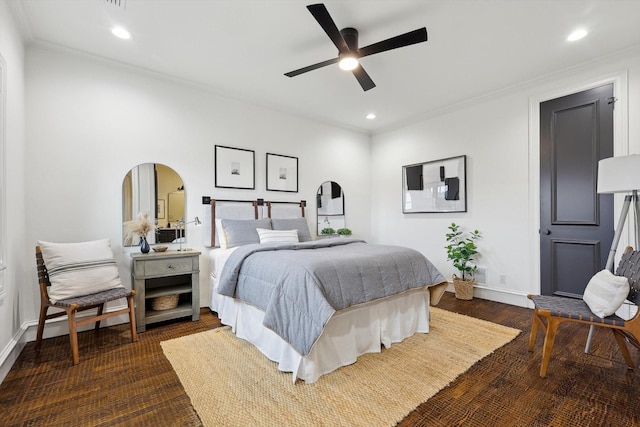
[553,104,599,224]
[551,239,601,297]
[540,84,614,297]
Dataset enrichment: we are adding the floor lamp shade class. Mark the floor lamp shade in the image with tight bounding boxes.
[597,154,640,194]
[585,154,640,353]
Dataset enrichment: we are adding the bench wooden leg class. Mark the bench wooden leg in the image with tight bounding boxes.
[612,329,635,369]
[67,309,80,365]
[540,317,560,377]
[127,294,138,343]
[94,303,105,334]
[528,309,541,351]
[35,305,48,353]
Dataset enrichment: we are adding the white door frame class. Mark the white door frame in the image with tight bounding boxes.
[527,71,629,296]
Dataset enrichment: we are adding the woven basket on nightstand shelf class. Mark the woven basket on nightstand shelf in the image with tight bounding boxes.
[151,294,179,311]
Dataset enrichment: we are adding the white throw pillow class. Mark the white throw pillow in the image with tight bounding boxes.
[38,238,124,303]
[256,228,299,244]
[582,269,630,318]
[215,219,228,249]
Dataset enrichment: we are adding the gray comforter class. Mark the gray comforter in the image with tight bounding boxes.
[217,238,446,355]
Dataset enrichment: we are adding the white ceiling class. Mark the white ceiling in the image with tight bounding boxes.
[11,0,640,134]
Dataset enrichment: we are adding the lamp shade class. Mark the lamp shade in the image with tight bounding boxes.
[597,155,640,194]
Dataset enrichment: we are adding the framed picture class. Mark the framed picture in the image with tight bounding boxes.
[215,145,255,190]
[157,199,165,219]
[402,155,467,213]
[266,153,298,192]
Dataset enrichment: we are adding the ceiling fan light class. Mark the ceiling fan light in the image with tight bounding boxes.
[339,55,359,71]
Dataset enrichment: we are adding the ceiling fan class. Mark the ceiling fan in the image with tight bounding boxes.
[284,3,428,91]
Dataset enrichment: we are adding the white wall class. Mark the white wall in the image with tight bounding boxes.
[371,46,640,307]
[22,45,371,336]
[0,1,26,382]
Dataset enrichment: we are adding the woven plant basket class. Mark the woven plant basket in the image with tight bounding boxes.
[453,275,475,300]
[151,294,179,311]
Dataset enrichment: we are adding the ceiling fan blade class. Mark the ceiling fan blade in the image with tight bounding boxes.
[358,28,428,58]
[352,65,376,91]
[284,57,339,77]
[307,3,350,53]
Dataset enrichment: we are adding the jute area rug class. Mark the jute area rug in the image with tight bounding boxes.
[161,307,520,427]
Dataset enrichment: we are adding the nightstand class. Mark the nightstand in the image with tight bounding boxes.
[130,250,200,332]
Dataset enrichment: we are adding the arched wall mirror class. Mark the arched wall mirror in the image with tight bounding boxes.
[316,181,345,235]
[122,163,185,246]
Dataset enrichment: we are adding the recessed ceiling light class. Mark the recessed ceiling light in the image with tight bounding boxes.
[112,26,132,40]
[366,113,376,120]
[567,29,588,42]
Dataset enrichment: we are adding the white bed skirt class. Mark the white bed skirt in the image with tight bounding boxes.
[211,285,431,383]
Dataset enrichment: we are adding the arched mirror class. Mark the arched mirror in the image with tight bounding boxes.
[316,181,345,235]
[122,163,185,246]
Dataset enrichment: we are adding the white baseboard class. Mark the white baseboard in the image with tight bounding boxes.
[0,303,131,384]
[445,283,534,308]
[0,326,27,384]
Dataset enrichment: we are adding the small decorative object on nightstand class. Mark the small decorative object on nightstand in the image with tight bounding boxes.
[130,250,200,332]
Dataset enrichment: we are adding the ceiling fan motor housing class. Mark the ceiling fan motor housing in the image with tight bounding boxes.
[340,27,359,51]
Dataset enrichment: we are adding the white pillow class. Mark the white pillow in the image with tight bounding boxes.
[215,219,228,249]
[256,228,299,244]
[582,269,630,318]
[38,238,124,304]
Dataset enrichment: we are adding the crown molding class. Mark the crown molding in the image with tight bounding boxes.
[5,0,34,43]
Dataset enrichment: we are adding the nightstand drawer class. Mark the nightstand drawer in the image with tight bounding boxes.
[143,258,194,276]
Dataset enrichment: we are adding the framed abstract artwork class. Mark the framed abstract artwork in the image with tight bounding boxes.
[266,153,298,192]
[402,155,467,213]
[215,145,255,190]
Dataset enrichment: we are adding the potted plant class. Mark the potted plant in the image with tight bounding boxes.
[336,228,352,237]
[445,222,481,300]
[321,227,336,235]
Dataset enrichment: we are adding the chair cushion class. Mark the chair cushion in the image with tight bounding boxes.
[54,288,132,308]
[529,295,625,325]
[582,269,630,318]
[38,238,124,304]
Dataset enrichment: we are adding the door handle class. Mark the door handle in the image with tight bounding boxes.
[539,229,551,235]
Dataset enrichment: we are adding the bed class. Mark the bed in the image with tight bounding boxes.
[206,199,448,383]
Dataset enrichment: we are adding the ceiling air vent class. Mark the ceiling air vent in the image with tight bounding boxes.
[104,0,126,9]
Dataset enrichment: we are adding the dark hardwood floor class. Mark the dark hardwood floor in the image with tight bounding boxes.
[1,292,639,426]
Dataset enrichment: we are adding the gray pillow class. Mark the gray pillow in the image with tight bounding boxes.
[220,218,272,248]
[271,218,312,242]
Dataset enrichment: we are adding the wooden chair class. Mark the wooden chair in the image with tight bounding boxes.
[35,246,138,364]
[528,246,640,377]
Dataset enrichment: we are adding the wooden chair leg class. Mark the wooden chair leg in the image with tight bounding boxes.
[67,308,80,365]
[612,329,635,369]
[540,317,560,378]
[35,305,48,353]
[94,303,105,334]
[127,294,138,343]
[528,310,540,351]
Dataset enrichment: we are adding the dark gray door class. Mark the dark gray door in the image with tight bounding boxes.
[540,84,615,297]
